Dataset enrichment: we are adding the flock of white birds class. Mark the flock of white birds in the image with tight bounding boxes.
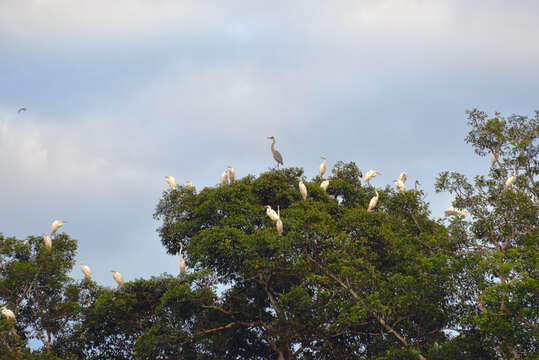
[0,137,517,325]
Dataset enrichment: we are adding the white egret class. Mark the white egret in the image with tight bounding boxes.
[319,156,327,178]
[505,167,517,190]
[43,234,52,249]
[1,306,15,321]
[398,172,407,183]
[165,176,176,190]
[367,189,379,212]
[414,180,421,191]
[267,136,284,168]
[221,170,228,186]
[444,207,467,217]
[186,181,193,189]
[81,263,92,280]
[363,170,381,183]
[298,179,307,200]
[276,206,283,236]
[111,270,124,287]
[50,220,67,236]
[228,166,236,183]
[177,242,186,275]
[393,179,405,193]
[265,205,279,222]
[320,179,330,192]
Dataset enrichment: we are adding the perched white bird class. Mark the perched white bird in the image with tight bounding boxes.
[393,179,405,193]
[491,152,499,166]
[265,205,279,222]
[221,170,228,186]
[319,156,327,178]
[177,242,186,275]
[50,220,67,236]
[228,166,236,183]
[367,189,379,212]
[165,176,176,190]
[81,263,92,280]
[398,172,407,183]
[1,306,15,321]
[320,179,330,192]
[298,179,307,200]
[111,270,124,287]
[276,206,283,236]
[444,207,467,217]
[43,234,52,249]
[186,181,193,189]
[505,168,517,190]
[363,170,381,183]
[414,180,421,191]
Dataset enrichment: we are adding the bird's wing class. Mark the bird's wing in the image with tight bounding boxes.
[274,151,283,164]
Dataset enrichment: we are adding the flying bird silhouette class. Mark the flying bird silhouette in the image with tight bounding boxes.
[17,107,27,113]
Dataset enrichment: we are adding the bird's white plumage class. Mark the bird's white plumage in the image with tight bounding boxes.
[177,242,186,275]
[165,176,176,190]
[320,179,330,191]
[505,168,517,190]
[393,179,405,193]
[111,270,123,287]
[50,220,67,236]
[319,157,327,178]
[298,179,307,200]
[186,181,193,189]
[367,189,379,212]
[221,171,228,186]
[398,172,407,183]
[228,166,236,183]
[363,170,381,183]
[81,263,92,280]
[43,234,52,249]
[265,205,279,222]
[1,306,15,321]
[444,207,467,217]
[276,218,283,236]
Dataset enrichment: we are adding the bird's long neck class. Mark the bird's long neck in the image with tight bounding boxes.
[271,139,276,151]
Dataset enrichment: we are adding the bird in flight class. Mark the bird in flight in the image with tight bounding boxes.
[17,107,27,113]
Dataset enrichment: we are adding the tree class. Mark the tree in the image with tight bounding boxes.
[151,164,456,359]
[435,109,538,359]
[0,233,84,359]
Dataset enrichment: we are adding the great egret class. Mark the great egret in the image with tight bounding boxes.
[81,263,92,280]
[363,170,381,183]
[393,179,405,193]
[320,179,330,191]
[298,179,307,200]
[276,206,283,236]
[505,168,517,190]
[228,166,236,183]
[221,170,228,186]
[186,181,193,189]
[111,270,123,287]
[1,306,15,321]
[319,156,327,178]
[444,207,467,217]
[165,176,176,190]
[398,172,407,183]
[17,107,27,113]
[50,220,67,236]
[414,180,421,191]
[43,234,52,249]
[265,205,279,222]
[177,242,186,275]
[267,136,283,168]
[367,189,379,212]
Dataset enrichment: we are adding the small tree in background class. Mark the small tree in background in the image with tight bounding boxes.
[435,110,538,359]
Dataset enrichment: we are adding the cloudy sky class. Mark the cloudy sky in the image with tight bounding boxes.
[1,0,538,286]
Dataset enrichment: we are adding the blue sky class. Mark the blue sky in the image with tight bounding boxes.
[1,0,538,287]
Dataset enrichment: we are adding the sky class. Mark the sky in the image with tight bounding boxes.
[1,0,538,287]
